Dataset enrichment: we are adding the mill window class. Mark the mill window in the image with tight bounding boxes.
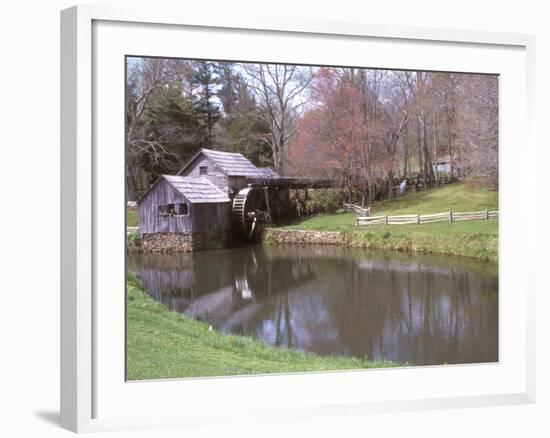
[158,204,170,216]
[174,203,189,216]
[158,203,189,216]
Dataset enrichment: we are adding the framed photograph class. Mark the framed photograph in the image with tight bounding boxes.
[61,5,536,433]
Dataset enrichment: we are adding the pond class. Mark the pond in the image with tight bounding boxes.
[127,245,498,366]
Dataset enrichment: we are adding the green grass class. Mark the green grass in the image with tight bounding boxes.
[127,208,139,227]
[126,275,401,380]
[277,183,498,261]
[371,182,498,215]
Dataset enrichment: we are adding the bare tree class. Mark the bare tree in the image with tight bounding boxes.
[399,71,435,189]
[357,69,386,204]
[126,58,189,199]
[431,72,461,180]
[456,75,499,186]
[242,64,312,174]
[383,108,409,197]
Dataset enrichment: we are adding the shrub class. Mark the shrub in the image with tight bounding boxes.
[305,189,342,214]
[128,232,140,243]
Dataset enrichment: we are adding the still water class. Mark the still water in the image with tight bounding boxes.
[127,245,498,365]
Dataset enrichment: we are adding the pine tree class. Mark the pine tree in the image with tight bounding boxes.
[217,62,238,117]
[190,61,220,147]
[141,81,202,178]
[217,65,271,165]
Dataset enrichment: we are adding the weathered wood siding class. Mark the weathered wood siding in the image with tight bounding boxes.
[179,155,228,193]
[139,179,191,234]
[139,178,231,235]
[191,203,231,233]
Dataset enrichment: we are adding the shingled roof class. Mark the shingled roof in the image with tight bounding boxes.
[180,148,279,178]
[161,175,230,203]
[203,149,259,176]
[256,166,279,177]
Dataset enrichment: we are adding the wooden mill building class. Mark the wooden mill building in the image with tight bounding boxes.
[137,149,280,251]
[176,148,278,196]
[137,174,232,236]
[137,148,332,251]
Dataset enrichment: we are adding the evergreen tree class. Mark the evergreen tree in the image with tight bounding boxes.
[217,66,272,165]
[190,61,220,147]
[217,62,238,117]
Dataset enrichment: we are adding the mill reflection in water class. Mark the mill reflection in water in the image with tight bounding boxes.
[127,245,498,366]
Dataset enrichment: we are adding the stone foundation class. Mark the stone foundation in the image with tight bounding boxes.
[128,229,347,252]
[263,229,346,245]
[130,231,230,253]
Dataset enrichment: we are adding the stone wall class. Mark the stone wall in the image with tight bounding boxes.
[129,231,229,253]
[127,229,347,253]
[263,229,346,245]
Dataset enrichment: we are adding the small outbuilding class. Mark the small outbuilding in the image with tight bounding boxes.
[137,174,231,252]
[432,155,456,175]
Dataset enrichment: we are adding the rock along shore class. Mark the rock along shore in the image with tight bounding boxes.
[263,229,346,245]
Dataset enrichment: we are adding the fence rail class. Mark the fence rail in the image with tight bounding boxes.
[356,210,498,226]
[343,203,371,216]
[127,226,139,235]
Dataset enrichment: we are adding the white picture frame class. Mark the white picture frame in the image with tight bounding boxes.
[60,4,536,433]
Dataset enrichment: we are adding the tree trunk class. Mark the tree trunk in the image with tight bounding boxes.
[403,123,409,178]
[420,112,434,188]
[432,110,439,187]
[417,119,426,190]
[446,105,455,180]
[126,161,136,202]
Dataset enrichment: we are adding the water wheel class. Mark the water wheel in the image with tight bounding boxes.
[232,187,271,241]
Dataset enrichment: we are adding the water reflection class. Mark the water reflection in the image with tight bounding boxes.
[127,245,498,365]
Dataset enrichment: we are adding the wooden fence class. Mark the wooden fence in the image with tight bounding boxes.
[356,210,498,226]
[343,203,371,216]
[127,226,139,235]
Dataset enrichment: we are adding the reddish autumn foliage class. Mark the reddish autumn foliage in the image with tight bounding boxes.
[288,68,405,198]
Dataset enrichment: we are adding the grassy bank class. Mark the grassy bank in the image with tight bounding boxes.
[126,275,401,380]
[127,208,138,227]
[278,183,498,261]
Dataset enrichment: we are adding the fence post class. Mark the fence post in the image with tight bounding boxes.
[355,216,358,226]
[485,209,489,220]
[417,213,420,224]
[449,210,453,223]
[385,215,388,225]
